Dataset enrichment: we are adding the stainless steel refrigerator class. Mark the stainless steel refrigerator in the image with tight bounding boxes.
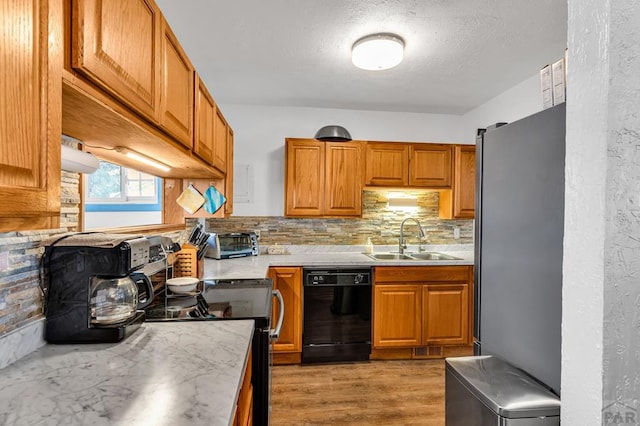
[473,102,565,396]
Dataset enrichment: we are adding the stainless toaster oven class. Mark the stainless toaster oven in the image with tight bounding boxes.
[205,232,259,259]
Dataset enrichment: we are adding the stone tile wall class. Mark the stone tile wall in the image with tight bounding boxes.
[204,190,474,246]
[0,171,79,335]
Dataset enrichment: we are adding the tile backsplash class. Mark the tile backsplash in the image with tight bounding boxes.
[2,183,472,343]
[0,171,79,337]
[204,190,473,246]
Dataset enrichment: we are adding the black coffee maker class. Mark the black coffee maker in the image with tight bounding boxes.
[43,233,155,343]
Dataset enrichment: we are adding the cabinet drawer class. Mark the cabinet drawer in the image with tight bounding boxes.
[374,266,471,283]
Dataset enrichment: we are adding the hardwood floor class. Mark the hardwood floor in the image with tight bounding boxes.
[271,359,445,425]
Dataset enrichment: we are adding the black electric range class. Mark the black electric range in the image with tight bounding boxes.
[144,278,279,426]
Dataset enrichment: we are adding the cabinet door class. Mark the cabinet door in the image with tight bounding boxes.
[194,75,215,164]
[212,108,228,174]
[423,284,469,345]
[268,267,303,353]
[0,0,62,232]
[453,145,475,218]
[284,139,324,216]
[71,0,161,122]
[224,127,234,216]
[365,142,409,186]
[373,285,422,348]
[159,17,193,148]
[409,144,452,187]
[324,142,362,216]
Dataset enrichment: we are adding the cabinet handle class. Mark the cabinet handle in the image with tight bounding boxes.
[270,289,285,340]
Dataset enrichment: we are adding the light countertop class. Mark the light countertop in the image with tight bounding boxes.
[202,245,474,280]
[0,320,254,426]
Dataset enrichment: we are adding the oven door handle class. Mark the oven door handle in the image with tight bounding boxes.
[270,289,285,341]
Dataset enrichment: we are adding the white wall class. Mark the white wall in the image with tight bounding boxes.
[460,74,543,144]
[84,212,162,229]
[562,0,607,420]
[222,70,544,217]
[563,0,640,423]
[222,104,463,216]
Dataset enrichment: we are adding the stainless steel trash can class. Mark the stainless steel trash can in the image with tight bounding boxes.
[445,356,561,426]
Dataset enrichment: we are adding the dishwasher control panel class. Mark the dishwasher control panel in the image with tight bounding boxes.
[303,267,372,286]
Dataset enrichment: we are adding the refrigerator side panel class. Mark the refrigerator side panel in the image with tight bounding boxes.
[473,132,485,350]
[479,103,565,395]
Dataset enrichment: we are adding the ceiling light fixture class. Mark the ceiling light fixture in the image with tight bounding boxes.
[352,33,404,71]
[115,146,171,172]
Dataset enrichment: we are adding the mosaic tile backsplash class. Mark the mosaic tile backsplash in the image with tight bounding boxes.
[0,170,79,336]
[204,190,474,246]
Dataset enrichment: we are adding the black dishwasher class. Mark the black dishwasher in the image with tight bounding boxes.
[302,267,372,363]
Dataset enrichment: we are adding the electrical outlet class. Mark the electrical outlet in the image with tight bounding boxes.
[453,227,461,239]
[253,230,261,240]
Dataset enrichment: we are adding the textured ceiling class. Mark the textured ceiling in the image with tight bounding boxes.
[156,0,567,115]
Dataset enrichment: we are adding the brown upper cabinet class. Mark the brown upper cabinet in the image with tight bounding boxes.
[365,142,409,186]
[70,0,162,123]
[365,142,452,188]
[213,107,228,174]
[409,144,452,188]
[62,0,232,181]
[193,74,228,176]
[194,75,216,166]
[285,139,363,217]
[224,127,235,216]
[159,16,194,148]
[439,145,476,219]
[0,0,63,232]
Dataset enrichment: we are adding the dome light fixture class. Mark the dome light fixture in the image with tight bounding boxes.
[351,33,404,71]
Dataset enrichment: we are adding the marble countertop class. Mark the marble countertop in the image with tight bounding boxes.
[0,320,254,426]
[202,245,474,280]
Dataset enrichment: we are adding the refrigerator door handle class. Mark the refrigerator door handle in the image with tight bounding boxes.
[270,289,285,341]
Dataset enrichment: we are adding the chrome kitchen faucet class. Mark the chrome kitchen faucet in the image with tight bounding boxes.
[399,217,426,254]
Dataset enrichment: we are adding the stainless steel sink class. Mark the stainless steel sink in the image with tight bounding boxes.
[366,253,414,260]
[408,252,461,260]
[365,252,462,261]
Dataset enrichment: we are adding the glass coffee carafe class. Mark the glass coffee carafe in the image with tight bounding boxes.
[89,272,159,325]
[90,277,138,325]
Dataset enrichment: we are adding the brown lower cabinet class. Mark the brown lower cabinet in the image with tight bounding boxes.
[373,266,473,354]
[265,265,472,364]
[267,267,303,364]
[233,344,253,426]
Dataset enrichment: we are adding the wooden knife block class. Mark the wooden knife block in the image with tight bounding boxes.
[174,244,204,279]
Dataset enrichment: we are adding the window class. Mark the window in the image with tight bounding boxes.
[84,161,163,229]
[86,161,157,203]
